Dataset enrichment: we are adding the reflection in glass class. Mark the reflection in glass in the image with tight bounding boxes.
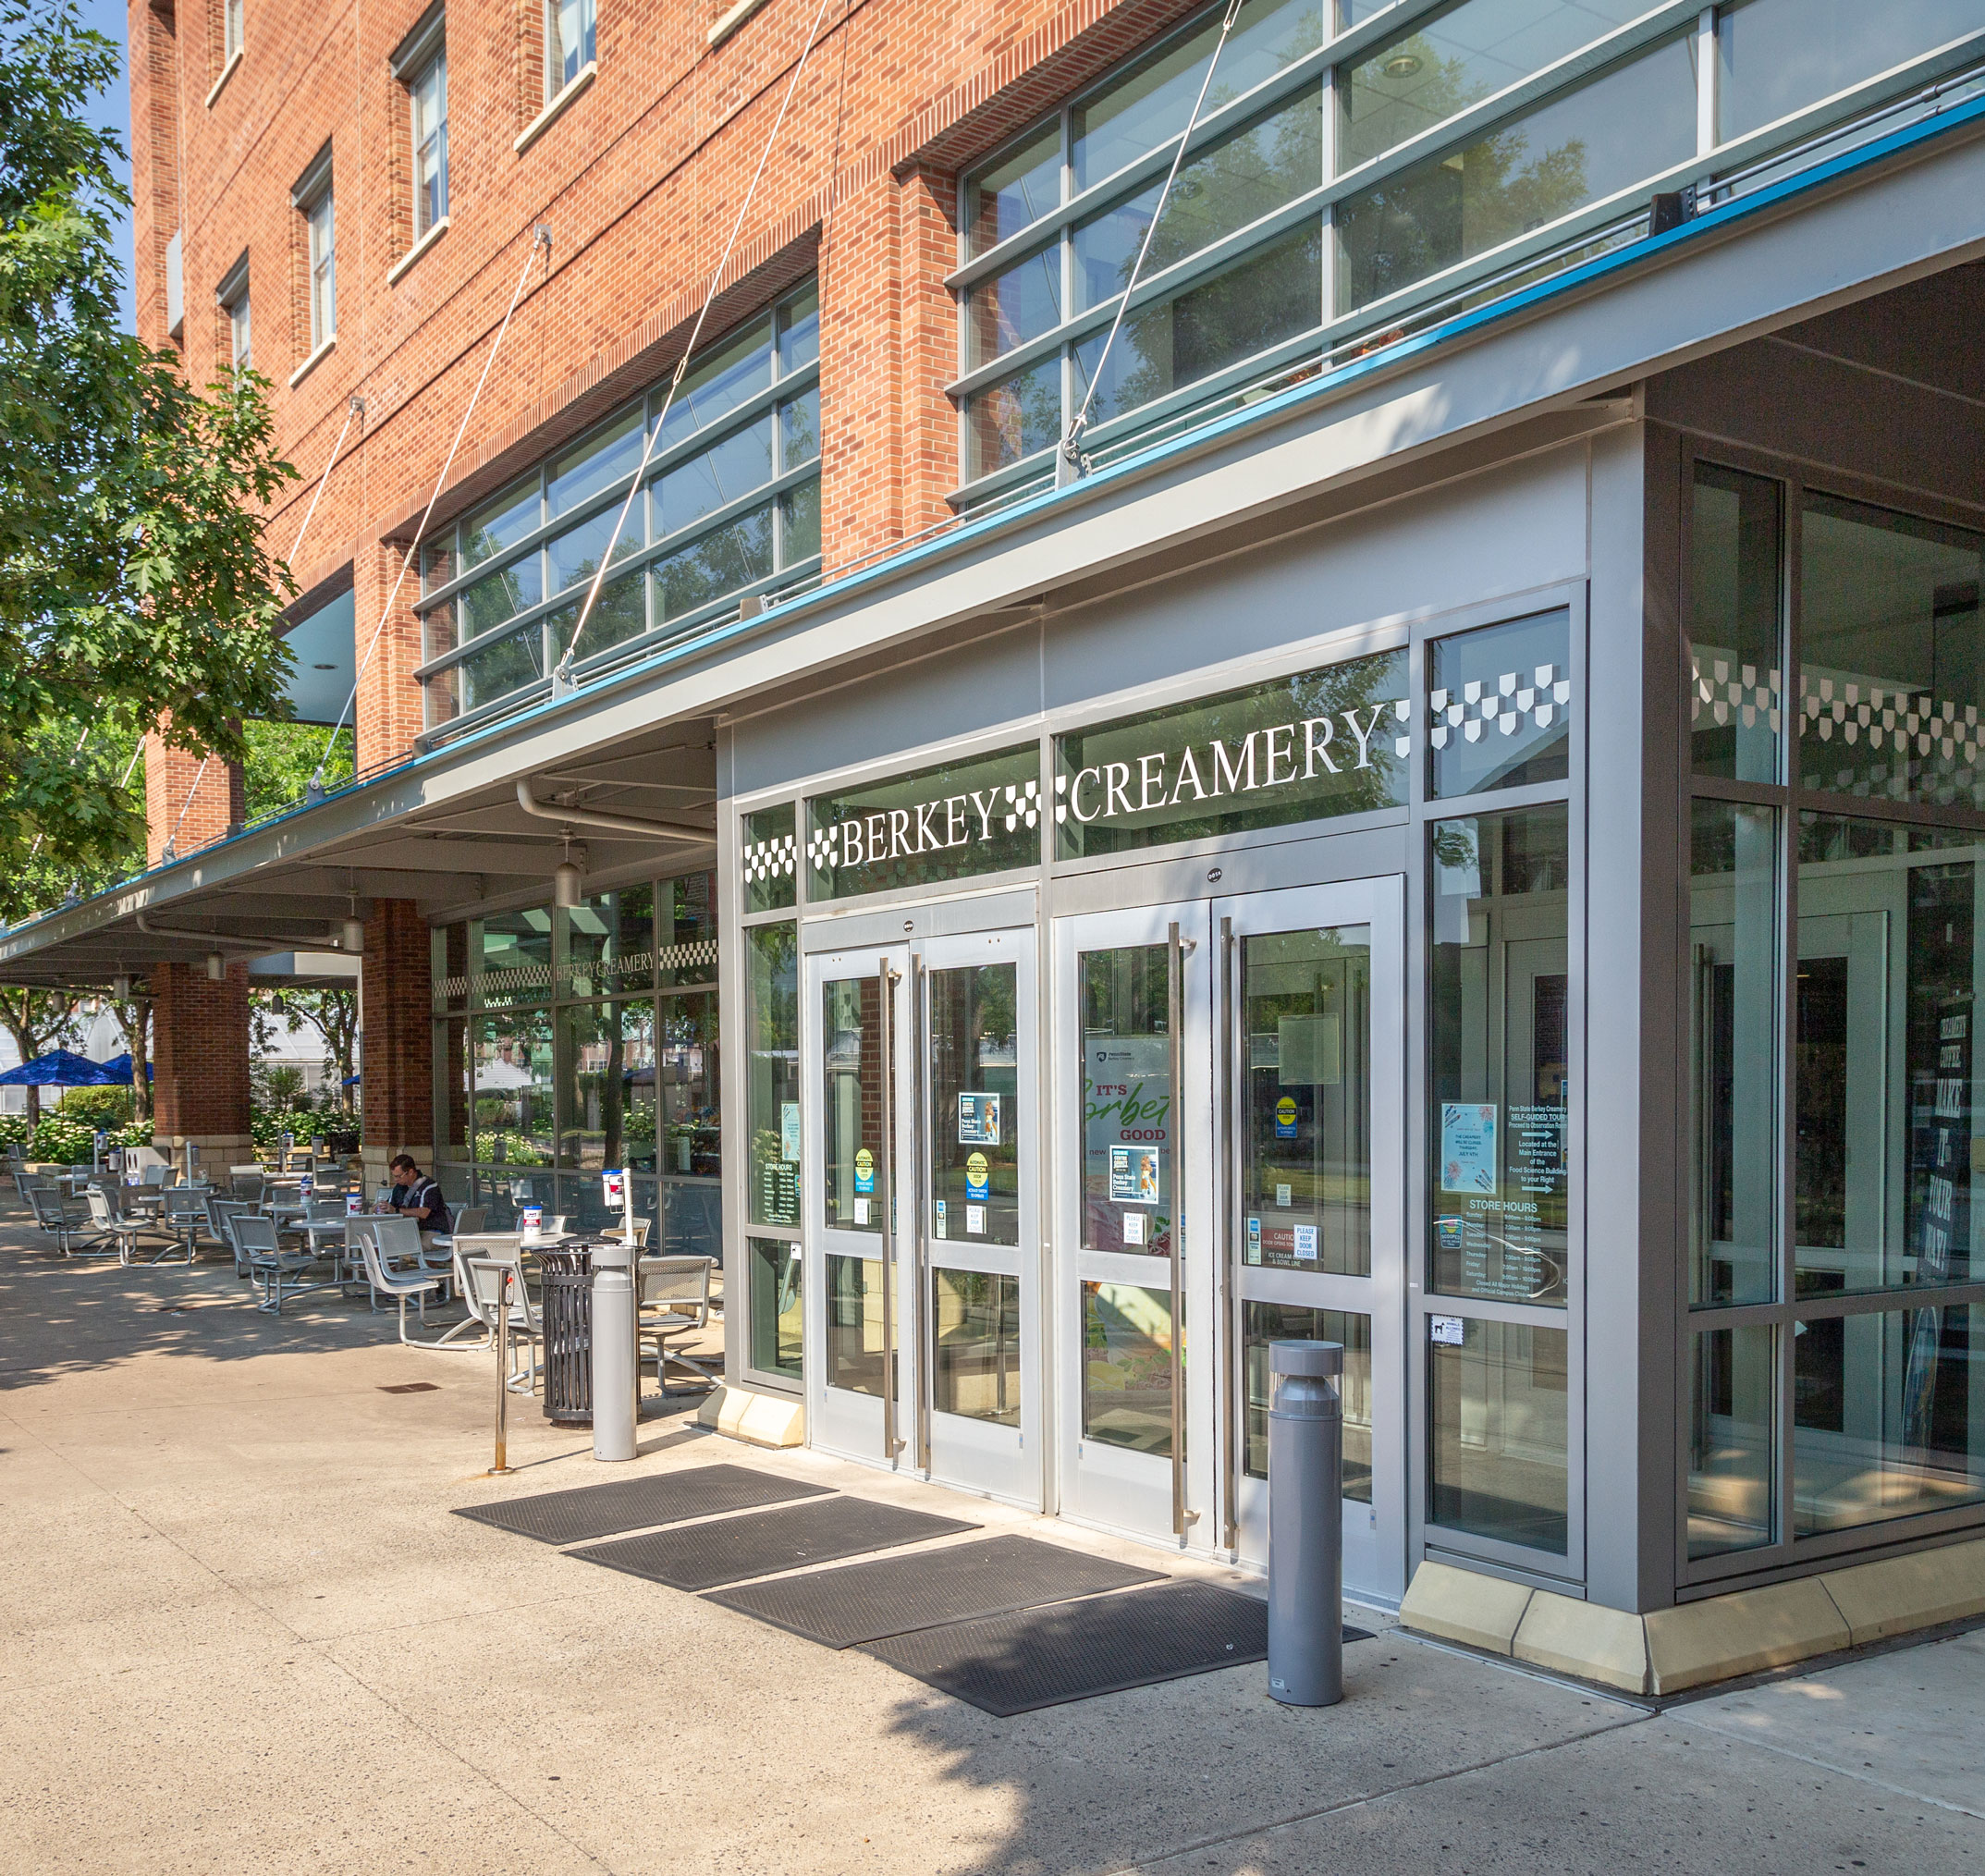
[556,999,654,1171]
[1688,1324,1775,1558]
[564,884,654,997]
[1243,1302,1371,1499]
[967,357,1061,480]
[1690,800,1778,1306]
[1336,38,1697,313]
[1689,463,1783,783]
[1429,806,1570,1305]
[822,975,888,1235]
[1079,946,1173,1256]
[1242,926,1370,1276]
[472,1012,555,1166]
[476,907,554,1004]
[746,922,800,1227]
[1427,609,1572,798]
[1428,1318,1569,1552]
[928,963,1020,1245]
[967,120,1061,258]
[659,994,719,1178]
[1795,815,1977,1294]
[966,243,1062,370]
[1794,1305,1985,1535]
[1082,1282,1173,1453]
[749,1235,803,1378]
[656,871,717,988]
[741,803,797,915]
[826,1252,887,1395]
[1798,493,1985,809]
[933,1270,1022,1425]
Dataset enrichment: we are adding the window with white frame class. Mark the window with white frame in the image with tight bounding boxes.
[224,0,243,62]
[545,0,594,100]
[217,253,251,373]
[307,185,336,348]
[410,43,448,238]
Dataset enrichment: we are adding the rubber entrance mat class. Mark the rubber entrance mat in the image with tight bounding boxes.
[570,1495,977,1590]
[705,1533,1167,1648]
[452,1463,831,1546]
[865,1578,1347,1716]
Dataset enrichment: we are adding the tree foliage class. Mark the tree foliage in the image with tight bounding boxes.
[0,0,297,923]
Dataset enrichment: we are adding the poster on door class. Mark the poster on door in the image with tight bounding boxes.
[1085,1037,1170,1254]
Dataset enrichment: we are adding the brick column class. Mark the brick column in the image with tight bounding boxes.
[144,733,244,866]
[360,899,435,1191]
[151,960,252,1172]
[354,538,427,777]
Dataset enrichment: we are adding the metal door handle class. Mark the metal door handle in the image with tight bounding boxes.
[1167,922,1196,1536]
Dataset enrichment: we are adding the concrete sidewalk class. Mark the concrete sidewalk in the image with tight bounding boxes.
[1,1215,1979,1874]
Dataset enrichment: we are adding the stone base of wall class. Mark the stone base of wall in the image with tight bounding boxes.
[1400,1539,1985,1695]
[696,1384,805,1449]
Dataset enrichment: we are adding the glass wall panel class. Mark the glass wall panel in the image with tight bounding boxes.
[928,963,1020,1246]
[966,357,1061,480]
[741,803,797,914]
[821,975,887,1234]
[1797,494,1985,811]
[564,885,655,998]
[1079,944,1173,1256]
[1794,1304,1985,1535]
[462,558,542,637]
[1240,926,1371,1276]
[932,1270,1023,1424]
[1243,1301,1371,1498]
[659,994,718,1178]
[1690,800,1779,1306]
[657,325,773,451]
[1336,38,1697,313]
[1688,1323,1776,1558]
[967,243,1062,371]
[459,626,544,715]
[460,483,540,568]
[1427,1317,1569,1552]
[435,1013,471,1162]
[1341,0,1649,170]
[748,1235,803,1378]
[658,871,717,987]
[778,286,819,374]
[1429,805,1571,1305]
[557,999,653,1171]
[1719,0,1982,144]
[1795,815,1979,1295]
[547,505,642,597]
[745,921,801,1227]
[476,908,554,1005]
[1427,609,1572,798]
[826,1252,886,1394]
[563,568,648,665]
[966,120,1062,259]
[1689,463,1783,783]
[1082,1281,1174,1453]
[472,1012,555,1167]
[550,410,643,517]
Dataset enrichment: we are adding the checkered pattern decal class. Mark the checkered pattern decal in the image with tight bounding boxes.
[1429,666,1571,750]
[1690,655,1781,734]
[1003,778,1041,832]
[741,832,796,885]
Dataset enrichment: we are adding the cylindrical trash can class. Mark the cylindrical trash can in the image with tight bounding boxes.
[591,1257,637,1462]
[1267,1339,1344,1709]
[539,1243,594,1427]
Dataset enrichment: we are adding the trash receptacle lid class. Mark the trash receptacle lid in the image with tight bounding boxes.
[1270,1339,1343,1377]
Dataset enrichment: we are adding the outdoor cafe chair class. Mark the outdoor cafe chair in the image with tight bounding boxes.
[602,1216,653,1249]
[233,1215,320,1315]
[211,1202,257,1281]
[228,1165,265,1202]
[352,1217,432,1302]
[459,1249,543,1391]
[85,1185,178,1266]
[352,1225,448,1346]
[636,1257,717,1394]
[159,1187,208,1264]
[434,1232,521,1348]
[25,1181,108,1258]
[452,1207,487,1236]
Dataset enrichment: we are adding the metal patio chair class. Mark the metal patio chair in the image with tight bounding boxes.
[159,1186,209,1264]
[228,1165,265,1203]
[636,1256,717,1394]
[25,1181,108,1258]
[459,1249,543,1392]
[234,1214,320,1315]
[353,1224,448,1345]
[86,1185,179,1266]
[432,1232,521,1348]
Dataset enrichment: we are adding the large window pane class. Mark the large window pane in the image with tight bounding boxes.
[928,963,1020,1246]
[1341,0,1648,169]
[1719,0,1981,144]
[560,567,646,665]
[657,870,717,989]
[546,503,643,598]
[1688,1323,1776,1558]
[1427,609,1571,798]
[461,558,542,638]
[966,120,1062,259]
[476,908,554,1005]
[1428,1317,1569,1553]
[822,974,888,1234]
[966,242,1062,370]
[565,885,654,998]
[460,482,541,569]
[966,357,1061,480]
[457,623,545,715]
[1796,815,1979,1295]
[659,993,718,1178]
[654,507,774,622]
[557,999,653,1171]
[472,1012,554,1166]
[826,1252,887,1394]
[1690,800,1779,1306]
[1430,805,1570,1306]
[777,285,819,375]
[654,423,775,540]
[656,323,773,451]
[745,922,800,1227]
[1336,38,1697,313]
[549,409,643,517]
[1690,463,1783,783]
[1243,1301,1371,1498]
[1079,945,1173,1256]
[741,804,797,915]
[1794,1304,1985,1535]
[1082,1282,1174,1453]
[1797,493,1985,811]
[933,1271,1022,1425]
[748,1235,803,1378]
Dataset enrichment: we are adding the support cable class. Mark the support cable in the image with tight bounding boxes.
[311,227,552,792]
[1057,0,1245,484]
[554,0,837,688]
[288,394,365,569]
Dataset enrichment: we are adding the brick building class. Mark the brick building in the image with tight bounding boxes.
[7,0,1985,1688]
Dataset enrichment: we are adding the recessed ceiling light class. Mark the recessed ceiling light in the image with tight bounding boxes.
[312,662,337,669]
[1383,51,1422,79]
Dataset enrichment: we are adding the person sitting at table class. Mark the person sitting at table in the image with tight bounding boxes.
[383,1154,453,1245]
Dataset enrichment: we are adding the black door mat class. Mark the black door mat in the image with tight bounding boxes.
[570,1495,978,1590]
[705,1532,1167,1648]
[452,1463,831,1546]
[863,1579,1368,1716]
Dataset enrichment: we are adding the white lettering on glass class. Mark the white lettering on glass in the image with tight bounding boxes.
[1342,705,1387,770]
[1302,716,1339,776]
[1169,745,1207,804]
[1104,762,1133,818]
[1211,732,1259,796]
[1138,752,1166,811]
[970,790,999,841]
[1263,723,1295,787]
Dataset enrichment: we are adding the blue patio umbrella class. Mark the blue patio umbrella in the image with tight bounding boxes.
[0,1048,126,1087]
[98,1053,153,1081]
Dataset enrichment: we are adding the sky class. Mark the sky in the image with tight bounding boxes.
[74,0,136,330]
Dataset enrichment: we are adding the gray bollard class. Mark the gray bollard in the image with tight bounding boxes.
[1267,1339,1344,1708]
[591,1252,637,1463]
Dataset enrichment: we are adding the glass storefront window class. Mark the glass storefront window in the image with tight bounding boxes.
[659,994,719,1179]
[658,871,717,987]
[741,803,798,913]
[564,884,655,998]
[1427,1316,1569,1554]
[927,963,1020,1246]
[476,908,554,1005]
[1429,805,1570,1305]
[1688,1323,1776,1559]
[1241,926,1371,1276]
[1690,799,1779,1306]
[435,1012,471,1162]
[472,1012,555,1166]
[1079,944,1173,1257]
[1427,609,1572,799]
[821,974,888,1235]
[1690,463,1783,784]
[1798,493,1984,811]
[556,999,654,1171]
[1795,815,1978,1295]
[1794,1304,1985,1536]
[1082,1281,1173,1454]
[1243,1301,1371,1499]
[745,922,801,1228]
[933,1270,1023,1426]
[748,1235,803,1378]
[826,1252,887,1394]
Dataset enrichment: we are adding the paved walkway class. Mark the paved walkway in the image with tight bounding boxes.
[1,1209,1979,1874]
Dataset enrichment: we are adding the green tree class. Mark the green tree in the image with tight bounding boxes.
[0,0,297,924]
[0,986,80,1130]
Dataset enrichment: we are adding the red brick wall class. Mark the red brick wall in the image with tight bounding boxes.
[152,959,252,1145]
[143,733,244,865]
[361,898,435,1160]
